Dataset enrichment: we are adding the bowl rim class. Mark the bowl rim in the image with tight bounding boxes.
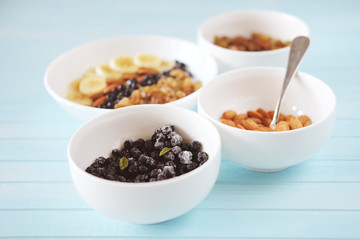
[197,9,310,56]
[67,104,221,188]
[44,34,218,113]
[198,66,336,135]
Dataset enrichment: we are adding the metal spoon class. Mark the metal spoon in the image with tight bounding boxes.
[269,36,310,130]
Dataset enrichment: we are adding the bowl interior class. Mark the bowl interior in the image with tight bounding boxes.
[69,105,220,171]
[199,10,309,46]
[45,35,217,104]
[199,67,335,126]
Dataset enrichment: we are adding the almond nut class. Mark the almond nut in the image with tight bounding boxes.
[285,115,296,122]
[262,118,272,127]
[247,110,262,119]
[243,118,259,130]
[91,95,106,107]
[298,115,311,125]
[275,121,290,131]
[222,110,237,120]
[220,118,236,127]
[304,120,312,127]
[289,117,303,130]
[257,108,270,118]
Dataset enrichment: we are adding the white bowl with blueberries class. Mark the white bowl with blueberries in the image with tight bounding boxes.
[44,35,218,121]
[198,67,336,172]
[197,10,309,72]
[68,105,221,224]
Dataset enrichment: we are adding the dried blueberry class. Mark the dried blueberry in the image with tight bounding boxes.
[186,162,198,171]
[105,174,115,180]
[91,162,100,168]
[146,157,156,167]
[150,151,158,160]
[150,168,162,178]
[171,146,182,155]
[154,140,165,150]
[190,140,202,151]
[163,166,176,178]
[134,138,145,149]
[178,151,193,164]
[85,166,95,174]
[165,161,176,168]
[163,151,175,161]
[111,149,121,158]
[130,147,142,159]
[165,140,172,147]
[139,165,149,173]
[197,151,209,162]
[169,133,183,146]
[157,173,166,181]
[95,157,107,167]
[128,163,139,173]
[144,140,153,152]
[124,140,133,150]
[161,124,174,135]
[135,174,148,183]
[116,175,126,182]
[138,154,149,164]
[156,132,166,142]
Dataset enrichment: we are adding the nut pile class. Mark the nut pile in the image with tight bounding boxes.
[85,124,209,183]
[67,54,201,109]
[214,33,290,51]
[220,108,312,131]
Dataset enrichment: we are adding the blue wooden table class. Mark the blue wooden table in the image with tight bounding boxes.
[1,0,360,239]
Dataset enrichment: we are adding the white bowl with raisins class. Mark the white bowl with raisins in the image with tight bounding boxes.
[44,35,217,120]
[198,67,336,172]
[197,10,309,72]
[68,105,221,224]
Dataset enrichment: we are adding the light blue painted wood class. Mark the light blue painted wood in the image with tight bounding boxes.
[1,160,360,183]
[0,137,358,161]
[1,182,360,211]
[0,210,359,239]
[0,119,358,139]
[1,0,360,239]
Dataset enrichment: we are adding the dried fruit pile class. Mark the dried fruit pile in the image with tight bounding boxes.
[220,108,312,131]
[67,54,201,109]
[214,33,290,51]
[85,125,209,183]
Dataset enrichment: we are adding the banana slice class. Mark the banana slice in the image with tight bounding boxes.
[156,60,176,72]
[78,75,107,96]
[67,91,92,106]
[134,54,162,68]
[95,64,123,79]
[109,56,138,73]
[67,79,92,106]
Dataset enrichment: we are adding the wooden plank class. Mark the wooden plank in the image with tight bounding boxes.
[1,160,360,182]
[0,209,359,239]
[0,136,358,161]
[0,139,68,161]
[0,119,358,139]
[1,182,360,211]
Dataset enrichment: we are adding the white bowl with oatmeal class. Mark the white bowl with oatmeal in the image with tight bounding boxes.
[44,35,218,120]
[198,67,336,172]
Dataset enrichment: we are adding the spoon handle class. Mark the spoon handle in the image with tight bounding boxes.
[270,36,310,130]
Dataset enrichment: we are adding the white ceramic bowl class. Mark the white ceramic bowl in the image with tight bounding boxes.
[198,67,336,172]
[68,105,221,224]
[197,10,309,72]
[44,35,218,120]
